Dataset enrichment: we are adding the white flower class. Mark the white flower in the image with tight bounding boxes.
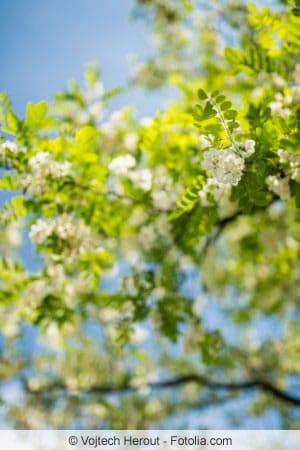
[101,121,116,137]
[110,110,125,125]
[152,190,173,210]
[131,325,149,344]
[139,224,157,250]
[269,93,292,119]
[198,179,231,206]
[139,117,153,128]
[129,169,152,191]
[55,214,76,240]
[29,219,54,244]
[29,152,71,178]
[0,140,25,164]
[235,140,255,158]
[291,167,300,182]
[272,74,286,88]
[88,101,105,120]
[6,222,22,247]
[29,152,51,172]
[123,132,138,151]
[277,149,300,182]
[53,161,72,177]
[266,175,291,200]
[85,81,104,102]
[202,148,244,186]
[108,154,136,176]
[0,140,25,154]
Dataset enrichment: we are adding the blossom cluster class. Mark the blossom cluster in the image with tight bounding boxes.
[61,80,105,126]
[265,149,300,200]
[138,216,172,251]
[21,152,72,196]
[199,140,255,204]
[278,149,300,182]
[151,166,182,211]
[29,214,103,265]
[0,140,25,164]
[108,154,152,191]
[269,93,292,119]
[101,109,140,153]
[266,175,291,200]
[268,83,300,120]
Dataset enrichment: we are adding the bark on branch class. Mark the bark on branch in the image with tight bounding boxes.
[23,373,300,407]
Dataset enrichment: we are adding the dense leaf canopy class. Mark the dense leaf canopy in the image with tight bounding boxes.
[0,0,300,428]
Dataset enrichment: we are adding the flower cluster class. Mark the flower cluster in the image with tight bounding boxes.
[278,149,300,182]
[61,80,105,126]
[266,175,291,200]
[108,154,136,176]
[201,140,255,187]
[198,179,231,207]
[29,214,103,265]
[269,93,292,119]
[109,154,152,191]
[0,140,25,164]
[21,152,72,196]
[198,140,255,206]
[151,166,182,211]
[138,216,172,251]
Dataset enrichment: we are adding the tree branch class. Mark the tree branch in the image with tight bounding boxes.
[22,373,300,407]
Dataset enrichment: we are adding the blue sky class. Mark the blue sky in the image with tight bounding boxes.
[0,0,164,115]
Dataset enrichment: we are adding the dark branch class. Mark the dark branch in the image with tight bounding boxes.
[22,373,300,407]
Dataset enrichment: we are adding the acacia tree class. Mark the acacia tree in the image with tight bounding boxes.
[0,0,300,429]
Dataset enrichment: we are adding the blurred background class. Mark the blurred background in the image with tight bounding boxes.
[0,0,172,117]
[0,0,297,430]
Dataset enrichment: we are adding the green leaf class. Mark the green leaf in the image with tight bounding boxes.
[220,101,232,111]
[224,110,238,120]
[215,95,226,104]
[26,101,48,129]
[224,47,244,65]
[292,7,300,16]
[197,88,208,100]
[211,90,220,98]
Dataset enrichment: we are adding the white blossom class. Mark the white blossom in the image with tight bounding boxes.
[202,148,244,186]
[151,166,181,210]
[129,169,152,191]
[277,149,300,182]
[87,101,105,120]
[0,140,25,164]
[108,154,136,176]
[198,179,231,206]
[84,81,104,102]
[29,152,72,178]
[123,132,138,151]
[131,325,149,344]
[269,93,292,119]
[139,117,153,128]
[272,74,286,88]
[29,219,54,244]
[237,139,256,158]
[152,190,173,211]
[6,222,22,247]
[0,140,25,154]
[266,175,291,200]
